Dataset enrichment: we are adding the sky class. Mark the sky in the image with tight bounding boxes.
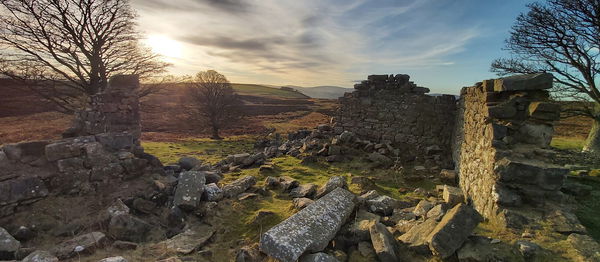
[131,0,534,94]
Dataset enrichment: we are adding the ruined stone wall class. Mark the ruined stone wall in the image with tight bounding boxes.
[456,73,568,228]
[333,74,457,167]
[0,75,156,218]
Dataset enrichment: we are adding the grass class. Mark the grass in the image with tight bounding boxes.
[142,136,255,164]
[232,83,308,99]
[571,176,600,242]
[551,136,586,151]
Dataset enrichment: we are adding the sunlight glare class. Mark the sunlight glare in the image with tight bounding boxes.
[146,35,183,60]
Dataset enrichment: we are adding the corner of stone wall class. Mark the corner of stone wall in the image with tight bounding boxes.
[456,73,575,229]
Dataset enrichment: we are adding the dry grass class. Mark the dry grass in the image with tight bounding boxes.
[0,112,72,144]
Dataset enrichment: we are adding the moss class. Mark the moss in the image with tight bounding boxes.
[142,136,255,164]
[551,137,585,151]
[572,178,600,242]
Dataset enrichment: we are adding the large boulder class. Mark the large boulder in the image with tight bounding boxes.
[369,222,399,262]
[173,171,206,209]
[315,176,347,199]
[427,203,483,258]
[259,188,356,262]
[223,176,257,198]
[398,217,438,254]
[0,227,20,260]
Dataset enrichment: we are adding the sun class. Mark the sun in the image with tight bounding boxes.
[145,35,183,60]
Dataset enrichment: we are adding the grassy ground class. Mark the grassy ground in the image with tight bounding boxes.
[551,136,586,151]
[232,84,308,99]
[142,136,255,164]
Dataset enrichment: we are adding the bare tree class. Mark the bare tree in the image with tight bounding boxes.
[491,0,600,154]
[0,0,169,113]
[186,70,242,140]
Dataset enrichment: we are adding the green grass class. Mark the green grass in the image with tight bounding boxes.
[571,177,600,242]
[231,83,308,99]
[551,137,586,150]
[142,136,255,165]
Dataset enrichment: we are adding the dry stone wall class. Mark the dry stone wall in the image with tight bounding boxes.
[454,73,569,228]
[0,75,157,218]
[333,74,457,167]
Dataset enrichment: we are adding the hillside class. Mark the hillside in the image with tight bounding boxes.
[232,83,309,99]
[283,85,352,99]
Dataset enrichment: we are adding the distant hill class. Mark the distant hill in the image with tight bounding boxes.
[231,84,309,99]
[283,85,353,99]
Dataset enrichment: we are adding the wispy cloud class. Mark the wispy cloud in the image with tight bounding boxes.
[132,0,482,87]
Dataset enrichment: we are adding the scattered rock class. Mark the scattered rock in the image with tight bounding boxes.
[173,171,206,210]
[443,185,464,207]
[289,184,317,198]
[398,217,438,254]
[203,183,224,202]
[457,236,509,262]
[0,227,20,260]
[223,176,257,198]
[367,152,392,167]
[547,209,587,234]
[12,226,35,242]
[369,222,399,262]
[279,176,300,191]
[315,176,347,198]
[238,193,259,201]
[98,256,128,262]
[299,252,340,262]
[366,195,397,216]
[108,214,151,242]
[426,204,446,221]
[428,203,483,258]
[132,198,156,214]
[178,156,201,170]
[235,244,265,262]
[293,198,314,210]
[51,232,107,259]
[154,224,215,255]
[566,233,600,261]
[516,240,539,258]
[413,200,434,217]
[112,241,138,250]
[342,209,380,241]
[260,188,356,262]
[21,250,58,262]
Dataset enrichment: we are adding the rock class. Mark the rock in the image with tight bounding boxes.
[51,232,107,259]
[264,176,281,189]
[154,224,214,255]
[357,241,377,258]
[223,176,257,198]
[369,222,399,262]
[173,171,206,209]
[315,176,348,199]
[299,252,340,262]
[367,152,392,167]
[457,236,509,262]
[235,244,265,262]
[202,183,224,201]
[0,227,20,260]
[566,233,600,261]
[342,209,380,241]
[112,241,138,250]
[443,185,464,207]
[293,198,314,210]
[21,250,58,262]
[516,240,539,258]
[547,209,587,234]
[238,193,259,201]
[493,73,553,91]
[398,217,438,254]
[229,153,250,165]
[440,169,457,182]
[45,138,89,162]
[178,156,202,170]
[167,206,185,229]
[279,176,300,191]
[428,203,483,258]
[413,200,434,217]
[132,198,156,214]
[259,165,275,174]
[387,208,416,225]
[12,226,35,241]
[108,214,151,242]
[0,177,49,216]
[366,195,397,216]
[289,184,317,198]
[98,256,128,262]
[259,188,356,262]
[203,171,223,184]
[561,181,592,196]
[426,204,446,221]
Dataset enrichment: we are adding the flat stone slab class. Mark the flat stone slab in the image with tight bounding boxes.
[493,73,553,91]
[153,224,215,255]
[260,188,356,262]
[51,232,107,259]
[427,203,482,258]
[222,176,256,198]
[173,171,206,209]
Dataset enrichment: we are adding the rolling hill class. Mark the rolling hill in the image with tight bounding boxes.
[232,84,309,99]
[283,85,353,99]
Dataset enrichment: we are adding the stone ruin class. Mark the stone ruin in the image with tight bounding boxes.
[334,74,457,168]
[0,75,159,218]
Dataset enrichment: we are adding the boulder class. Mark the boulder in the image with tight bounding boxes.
[259,188,356,262]
[547,210,587,234]
[0,177,49,216]
[443,185,464,207]
[369,222,399,262]
[366,195,397,216]
[493,73,553,91]
[457,236,511,262]
[235,244,265,262]
[12,226,35,242]
[132,198,156,214]
[413,200,434,217]
[427,203,483,258]
[516,240,539,258]
[367,152,392,167]
[299,252,340,262]
[566,233,600,261]
[315,176,348,199]
[51,232,107,259]
[154,224,214,255]
[106,199,130,218]
[426,204,446,221]
[98,256,128,262]
[223,176,257,198]
[341,209,380,241]
[173,171,206,209]
[398,217,438,254]
[21,250,59,262]
[0,227,20,260]
[289,184,317,198]
[279,176,300,191]
[108,214,151,242]
[293,198,314,210]
[202,183,223,202]
[178,156,202,170]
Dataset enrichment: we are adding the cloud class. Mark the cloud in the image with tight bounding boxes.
[131,0,481,87]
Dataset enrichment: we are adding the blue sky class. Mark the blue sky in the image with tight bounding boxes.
[132,0,534,94]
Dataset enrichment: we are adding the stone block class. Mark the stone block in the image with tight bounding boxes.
[442,185,464,207]
[369,222,399,262]
[315,176,348,198]
[95,133,134,151]
[202,183,223,202]
[0,176,49,207]
[0,227,20,260]
[566,233,600,261]
[222,176,256,198]
[259,188,356,262]
[398,217,438,254]
[495,158,567,191]
[108,214,151,242]
[427,203,483,258]
[493,73,553,91]
[51,232,108,259]
[173,171,206,209]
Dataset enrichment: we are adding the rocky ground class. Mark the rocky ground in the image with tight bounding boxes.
[1,124,599,262]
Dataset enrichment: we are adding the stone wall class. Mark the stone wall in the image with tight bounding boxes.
[0,75,157,218]
[455,73,569,228]
[333,74,457,167]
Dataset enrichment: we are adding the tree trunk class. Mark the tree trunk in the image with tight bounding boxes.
[582,116,600,154]
[211,123,222,140]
